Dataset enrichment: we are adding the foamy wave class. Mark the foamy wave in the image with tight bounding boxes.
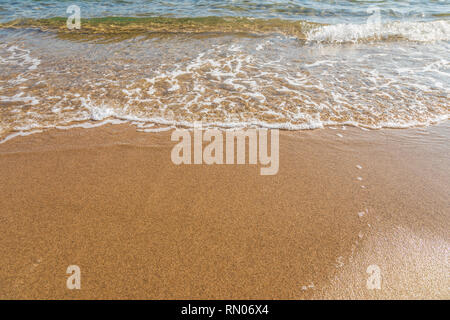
[2,112,448,145]
[1,28,449,144]
[307,20,450,43]
[0,45,40,70]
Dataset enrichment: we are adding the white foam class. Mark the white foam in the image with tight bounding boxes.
[0,129,43,144]
[0,94,39,105]
[1,45,40,71]
[307,20,450,43]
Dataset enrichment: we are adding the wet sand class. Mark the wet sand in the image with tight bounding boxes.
[0,123,448,299]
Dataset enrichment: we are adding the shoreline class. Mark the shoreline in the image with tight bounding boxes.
[0,122,448,299]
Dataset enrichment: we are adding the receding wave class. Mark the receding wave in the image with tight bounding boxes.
[0,27,448,144]
[307,20,450,43]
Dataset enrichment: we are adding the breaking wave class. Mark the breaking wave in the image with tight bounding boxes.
[307,20,450,43]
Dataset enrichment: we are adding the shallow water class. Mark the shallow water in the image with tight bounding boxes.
[0,1,449,140]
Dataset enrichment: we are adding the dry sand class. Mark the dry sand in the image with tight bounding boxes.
[0,123,448,299]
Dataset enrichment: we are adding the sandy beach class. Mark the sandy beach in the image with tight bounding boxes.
[0,123,448,299]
